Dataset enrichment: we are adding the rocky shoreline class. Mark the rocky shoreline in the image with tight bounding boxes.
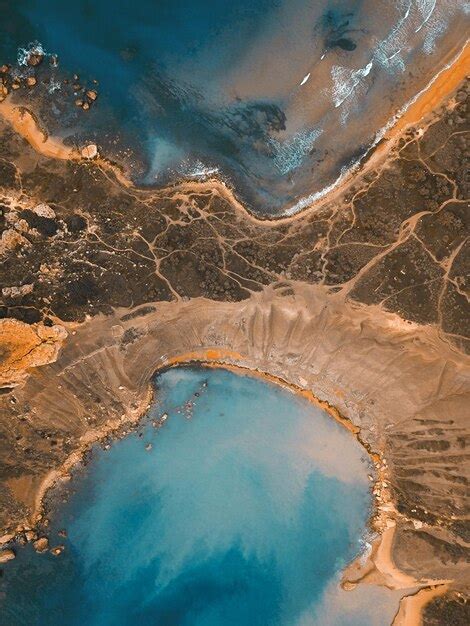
[0,50,469,625]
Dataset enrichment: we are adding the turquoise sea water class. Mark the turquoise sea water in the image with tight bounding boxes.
[0,367,401,625]
[1,1,467,214]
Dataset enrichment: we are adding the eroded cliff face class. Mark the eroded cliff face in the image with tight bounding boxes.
[0,74,468,623]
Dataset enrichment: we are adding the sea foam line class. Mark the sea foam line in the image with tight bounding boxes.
[282,41,468,217]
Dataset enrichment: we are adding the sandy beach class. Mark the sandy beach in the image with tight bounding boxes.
[0,100,77,161]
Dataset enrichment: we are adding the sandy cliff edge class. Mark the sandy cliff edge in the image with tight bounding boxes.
[1,283,468,624]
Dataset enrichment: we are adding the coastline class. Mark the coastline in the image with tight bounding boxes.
[0,38,467,225]
[30,351,367,528]
[14,351,442,626]
[26,383,154,531]
[0,99,133,189]
[161,358,455,626]
[0,101,76,161]
[283,38,470,217]
[392,584,450,626]
[1,281,467,621]
[0,35,468,625]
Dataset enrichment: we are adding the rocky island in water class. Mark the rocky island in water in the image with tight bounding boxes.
[0,1,469,625]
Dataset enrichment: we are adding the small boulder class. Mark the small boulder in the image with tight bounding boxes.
[25,530,37,543]
[26,76,37,87]
[342,581,357,591]
[33,537,49,553]
[86,89,97,101]
[0,549,15,563]
[32,203,56,219]
[0,533,15,546]
[27,51,44,67]
[81,144,98,160]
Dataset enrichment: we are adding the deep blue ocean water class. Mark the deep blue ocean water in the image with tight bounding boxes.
[1,1,467,214]
[0,367,401,625]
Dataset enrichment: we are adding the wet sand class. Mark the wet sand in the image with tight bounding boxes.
[0,99,133,189]
[282,39,470,216]
[388,41,470,139]
[393,584,450,626]
[0,101,77,161]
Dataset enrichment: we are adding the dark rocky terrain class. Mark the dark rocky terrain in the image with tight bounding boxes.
[0,73,468,625]
[1,80,468,346]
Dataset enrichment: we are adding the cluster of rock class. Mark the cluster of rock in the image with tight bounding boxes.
[0,48,98,112]
[0,48,47,101]
[0,527,64,563]
[72,73,99,111]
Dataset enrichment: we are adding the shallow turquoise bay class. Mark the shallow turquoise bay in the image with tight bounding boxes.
[1,367,400,625]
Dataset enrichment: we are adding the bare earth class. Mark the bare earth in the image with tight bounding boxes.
[0,54,469,625]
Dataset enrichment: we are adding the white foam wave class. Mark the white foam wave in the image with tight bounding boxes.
[331,61,373,109]
[47,78,61,94]
[328,0,466,125]
[17,41,47,66]
[269,127,323,176]
[283,41,468,218]
[415,0,437,32]
[180,159,220,179]
[283,164,352,216]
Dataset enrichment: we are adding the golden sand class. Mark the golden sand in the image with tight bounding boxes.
[0,101,77,160]
[388,41,469,139]
[392,583,450,626]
